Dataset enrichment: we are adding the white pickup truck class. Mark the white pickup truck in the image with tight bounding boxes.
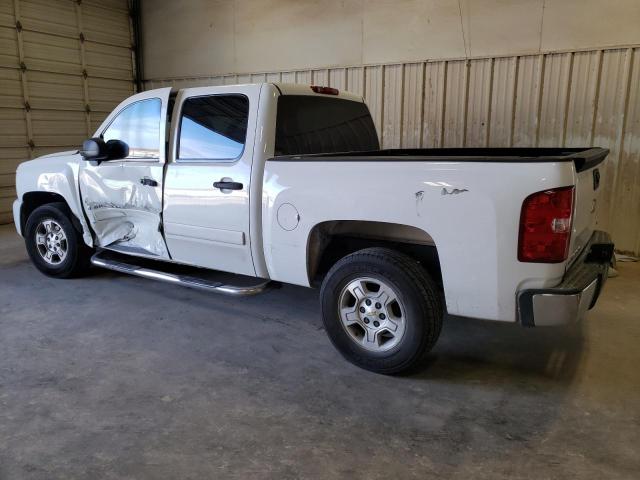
[13,83,614,373]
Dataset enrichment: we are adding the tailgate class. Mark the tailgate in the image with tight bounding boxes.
[568,149,609,265]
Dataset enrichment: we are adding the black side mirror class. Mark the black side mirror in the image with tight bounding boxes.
[80,138,129,162]
[105,139,129,160]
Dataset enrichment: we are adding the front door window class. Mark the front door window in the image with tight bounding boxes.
[102,98,161,160]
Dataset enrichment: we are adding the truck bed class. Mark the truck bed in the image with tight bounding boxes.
[270,147,609,173]
[263,145,609,322]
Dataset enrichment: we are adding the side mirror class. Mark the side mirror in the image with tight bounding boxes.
[105,139,129,160]
[80,138,107,161]
[80,138,129,162]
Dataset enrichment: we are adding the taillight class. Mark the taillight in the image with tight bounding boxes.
[310,85,339,95]
[518,186,574,263]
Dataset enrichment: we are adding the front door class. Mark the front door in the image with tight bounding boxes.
[79,88,172,258]
[162,85,262,276]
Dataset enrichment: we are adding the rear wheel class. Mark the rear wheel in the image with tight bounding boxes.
[320,247,443,374]
[24,203,92,278]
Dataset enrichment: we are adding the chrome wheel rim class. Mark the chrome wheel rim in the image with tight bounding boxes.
[35,219,68,265]
[338,277,406,352]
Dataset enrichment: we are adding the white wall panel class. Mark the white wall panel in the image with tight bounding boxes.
[513,55,543,147]
[611,48,640,254]
[466,58,492,147]
[488,56,516,147]
[592,48,632,234]
[237,74,251,84]
[143,0,640,78]
[422,61,446,148]
[223,74,238,85]
[328,68,346,90]
[311,69,328,86]
[280,71,295,84]
[565,50,600,148]
[295,70,311,85]
[346,67,364,97]
[443,60,467,147]
[364,65,384,141]
[266,72,281,83]
[538,53,572,147]
[382,64,403,148]
[401,63,424,148]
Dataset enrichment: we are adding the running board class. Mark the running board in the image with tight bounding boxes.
[90,250,274,297]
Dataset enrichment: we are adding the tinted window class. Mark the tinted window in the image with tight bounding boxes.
[103,98,161,159]
[275,96,379,156]
[178,95,249,160]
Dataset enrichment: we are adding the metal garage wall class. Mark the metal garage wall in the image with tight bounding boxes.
[0,0,135,225]
[145,46,640,255]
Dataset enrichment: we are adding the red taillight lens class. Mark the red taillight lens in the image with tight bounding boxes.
[518,186,574,263]
[310,85,339,95]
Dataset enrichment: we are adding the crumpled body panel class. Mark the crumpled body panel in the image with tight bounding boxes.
[14,152,94,247]
[79,163,169,258]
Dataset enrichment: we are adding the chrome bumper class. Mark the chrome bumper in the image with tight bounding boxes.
[518,231,613,327]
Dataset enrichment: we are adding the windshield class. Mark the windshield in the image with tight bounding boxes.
[275,95,379,156]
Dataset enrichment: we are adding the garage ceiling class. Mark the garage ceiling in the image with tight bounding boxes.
[0,0,135,224]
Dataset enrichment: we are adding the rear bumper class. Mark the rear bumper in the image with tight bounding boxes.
[517,230,613,327]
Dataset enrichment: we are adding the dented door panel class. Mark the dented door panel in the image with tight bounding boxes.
[79,88,172,258]
[80,162,169,257]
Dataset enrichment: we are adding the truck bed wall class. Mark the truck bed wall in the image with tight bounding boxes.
[262,159,577,322]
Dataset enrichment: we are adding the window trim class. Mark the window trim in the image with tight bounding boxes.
[175,93,250,164]
[100,97,163,162]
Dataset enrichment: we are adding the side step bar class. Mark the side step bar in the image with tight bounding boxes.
[90,251,274,297]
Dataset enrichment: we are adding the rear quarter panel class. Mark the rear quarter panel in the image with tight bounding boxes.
[262,159,576,322]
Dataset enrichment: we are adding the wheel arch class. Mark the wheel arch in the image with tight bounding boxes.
[306,220,443,287]
[21,191,84,238]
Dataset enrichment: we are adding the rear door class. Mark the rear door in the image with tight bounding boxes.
[162,85,261,276]
[79,88,172,258]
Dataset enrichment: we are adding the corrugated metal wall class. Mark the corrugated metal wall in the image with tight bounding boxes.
[145,46,640,255]
[0,0,135,224]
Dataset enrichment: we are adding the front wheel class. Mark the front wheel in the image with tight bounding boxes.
[320,247,443,374]
[24,202,92,278]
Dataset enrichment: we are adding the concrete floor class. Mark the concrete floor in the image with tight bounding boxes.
[0,224,638,480]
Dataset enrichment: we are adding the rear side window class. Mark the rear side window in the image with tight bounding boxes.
[275,96,379,156]
[178,95,249,160]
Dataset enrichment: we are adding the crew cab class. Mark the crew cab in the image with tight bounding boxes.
[13,83,614,373]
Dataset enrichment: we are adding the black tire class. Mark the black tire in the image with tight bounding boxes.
[320,247,443,374]
[24,202,92,278]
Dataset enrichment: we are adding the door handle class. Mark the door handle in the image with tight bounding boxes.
[213,180,243,191]
[140,177,158,187]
